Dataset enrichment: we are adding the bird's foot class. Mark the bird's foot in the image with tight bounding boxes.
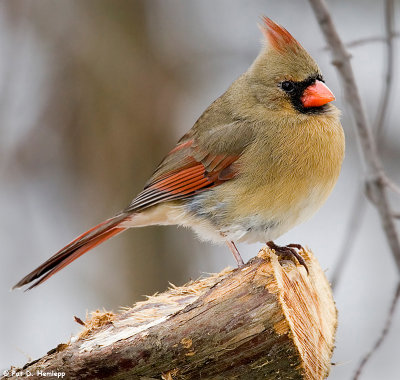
[266,241,309,274]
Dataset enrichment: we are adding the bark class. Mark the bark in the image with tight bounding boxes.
[3,247,337,380]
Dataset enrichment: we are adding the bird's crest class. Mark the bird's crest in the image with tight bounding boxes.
[259,17,302,53]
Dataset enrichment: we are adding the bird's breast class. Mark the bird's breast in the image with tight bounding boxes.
[191,114,345,242]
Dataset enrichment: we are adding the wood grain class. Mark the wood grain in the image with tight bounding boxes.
[3,247,337,380]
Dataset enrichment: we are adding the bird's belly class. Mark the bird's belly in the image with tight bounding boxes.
[183,182,333,244]
[230,186,329,243]
[127,180,335,245]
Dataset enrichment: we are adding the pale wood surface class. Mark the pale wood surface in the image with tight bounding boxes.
[3,247,337,380]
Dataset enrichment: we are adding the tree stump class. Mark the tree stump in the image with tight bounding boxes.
[3,246,337,379]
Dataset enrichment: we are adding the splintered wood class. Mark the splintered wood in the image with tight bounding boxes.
[5,247,337,380]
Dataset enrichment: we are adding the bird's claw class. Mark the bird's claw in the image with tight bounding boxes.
[266,241,309,274]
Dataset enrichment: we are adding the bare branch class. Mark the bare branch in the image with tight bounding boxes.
[308,0,400,274]
[310,2,400,377]
[337,32,400,49]
[330,0,398,291]
[353,281,400,379]
[374,0,395,143]
[383,174,400,196]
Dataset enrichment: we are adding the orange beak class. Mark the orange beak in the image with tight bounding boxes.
[301,80,335,108]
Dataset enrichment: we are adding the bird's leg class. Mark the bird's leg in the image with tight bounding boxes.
[266,241,309,274]
[226,241,245,267]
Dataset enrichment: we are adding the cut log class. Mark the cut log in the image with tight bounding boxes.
[3,246,337,380]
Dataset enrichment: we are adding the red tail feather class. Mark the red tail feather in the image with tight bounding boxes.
[13,214,127,290]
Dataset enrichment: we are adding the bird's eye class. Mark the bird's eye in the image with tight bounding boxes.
[281,81,294,93]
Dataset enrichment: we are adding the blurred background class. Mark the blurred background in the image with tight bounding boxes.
[1,1,399,379]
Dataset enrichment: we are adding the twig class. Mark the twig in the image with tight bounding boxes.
[330,0,397,292]
[374,0,395,145]
[309,0,400,275]
[309,1,400,378]
[353,281,400,379]
[327,32,399,50]
[383,174,400,195]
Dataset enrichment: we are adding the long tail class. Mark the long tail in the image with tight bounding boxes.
[13,213,129,290]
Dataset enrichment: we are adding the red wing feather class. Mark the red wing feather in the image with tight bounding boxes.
[14,139,241,290]
[127,143,239,211]
[168,140,193,154]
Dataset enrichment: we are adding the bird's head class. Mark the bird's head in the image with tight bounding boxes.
[247,17,335,116]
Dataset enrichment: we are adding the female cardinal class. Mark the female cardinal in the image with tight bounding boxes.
[14,17,344,290]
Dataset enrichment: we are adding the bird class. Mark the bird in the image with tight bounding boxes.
[14,17,344,290]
